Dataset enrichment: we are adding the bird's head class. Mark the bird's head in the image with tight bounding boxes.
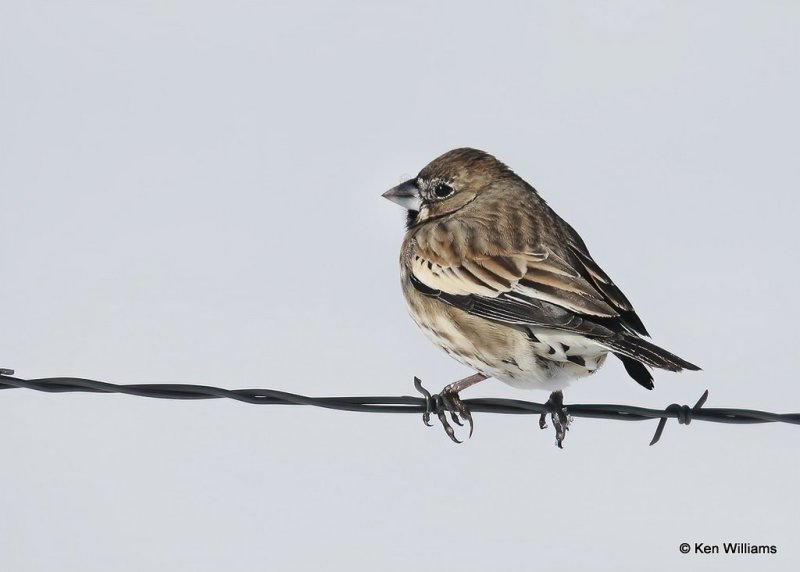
[382,148,515,228]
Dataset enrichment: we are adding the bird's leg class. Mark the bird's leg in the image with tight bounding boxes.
[435,372,488,442]
[538,390,570,448]
[413,374,489,443]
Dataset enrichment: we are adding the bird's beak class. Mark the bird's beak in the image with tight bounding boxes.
[382,179,422,211]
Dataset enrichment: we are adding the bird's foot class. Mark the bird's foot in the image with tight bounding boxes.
[414,377,476,443]
[538,390,571,448]
[439,383,473,442]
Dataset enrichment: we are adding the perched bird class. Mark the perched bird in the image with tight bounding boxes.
[382,148,699,445]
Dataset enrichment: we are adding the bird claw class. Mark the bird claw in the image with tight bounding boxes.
[552,409,570,449]
[414,378,474,443]
[539,391,570,448]
[441,390,473,438]
[436,399,463,443]
[439,393,461,427]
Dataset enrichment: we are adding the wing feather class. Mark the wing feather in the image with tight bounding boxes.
[410,238,618,319]
[565,240,649,336]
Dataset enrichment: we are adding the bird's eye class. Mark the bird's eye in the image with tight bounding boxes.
[433,182,454,199]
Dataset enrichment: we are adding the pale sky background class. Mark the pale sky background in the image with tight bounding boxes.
[1,1,799,571]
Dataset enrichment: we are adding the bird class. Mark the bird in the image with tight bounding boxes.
[382,148,699,446]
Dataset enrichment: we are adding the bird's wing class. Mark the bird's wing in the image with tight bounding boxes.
[410,244,618,318]
[406,200,660,335]
[408,223,631,337]
[560,223,649,336]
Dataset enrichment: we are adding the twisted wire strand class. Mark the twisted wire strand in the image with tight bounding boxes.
[2,368,799,444]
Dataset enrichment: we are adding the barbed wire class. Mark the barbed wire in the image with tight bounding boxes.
[2,367,799,445]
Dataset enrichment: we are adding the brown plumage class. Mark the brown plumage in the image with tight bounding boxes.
[382,148,699,444]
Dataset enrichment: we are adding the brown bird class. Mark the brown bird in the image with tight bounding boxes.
[382,148,699,445]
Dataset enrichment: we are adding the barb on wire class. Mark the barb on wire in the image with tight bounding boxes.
[2,368,799,445]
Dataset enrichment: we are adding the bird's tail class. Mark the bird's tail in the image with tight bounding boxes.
[598,334,701,390]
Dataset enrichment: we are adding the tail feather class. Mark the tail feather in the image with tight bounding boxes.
[598,334,700,388]
[618,355,655,390]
